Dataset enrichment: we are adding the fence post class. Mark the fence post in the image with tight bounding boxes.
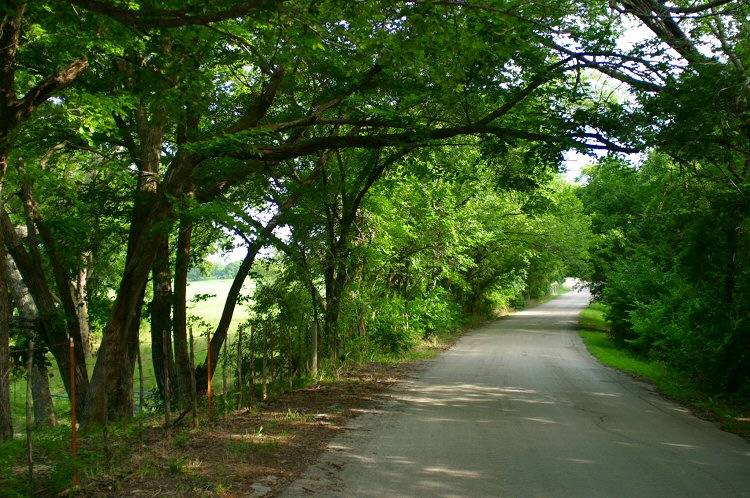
[237,327,243,409]
[287,324,293,390]
[310,320,318,376]
[270,325,276,386]
[188,326,198,428]
[248,325,254,403]
[261,324,267,400]
[162,327,171,434]
[222,337,228,418]
[69,337,79,487]
[136,341,144,415]
[297,325,303,377]
[207,330,213,420]
[26,338,33,494]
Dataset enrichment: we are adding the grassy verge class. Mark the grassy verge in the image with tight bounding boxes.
[579,302,750,437]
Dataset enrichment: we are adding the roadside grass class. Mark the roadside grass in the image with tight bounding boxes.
[579,301,609,331]
[579,302,750,437]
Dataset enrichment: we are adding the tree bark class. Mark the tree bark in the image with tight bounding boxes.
[0,241,12,439]
[84,106,171,424]
[30,363,56,427]
[172,216,192,403]
[0,210,89,412]
[151,234,174,400]
[2,253,56,427]
[73,253,93,358]
[83,179,170,424]
[19,177,89,362]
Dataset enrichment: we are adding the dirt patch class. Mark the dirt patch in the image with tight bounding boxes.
[83,361,423,497]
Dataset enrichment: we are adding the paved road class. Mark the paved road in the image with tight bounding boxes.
[283,289,750,497]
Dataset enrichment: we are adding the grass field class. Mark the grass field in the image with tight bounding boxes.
[184,278,254,326]
[579,302,750,437]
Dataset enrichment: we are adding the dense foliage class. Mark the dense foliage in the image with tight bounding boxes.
[581,154,750,398]
[579,0,750,400]
[250,146,588,361]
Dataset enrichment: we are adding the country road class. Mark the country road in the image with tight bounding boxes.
[283,288,750,497]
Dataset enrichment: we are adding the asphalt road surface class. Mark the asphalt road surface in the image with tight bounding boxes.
[282,288,750,497]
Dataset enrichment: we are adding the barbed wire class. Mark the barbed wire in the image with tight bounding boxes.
[6,332,294,355]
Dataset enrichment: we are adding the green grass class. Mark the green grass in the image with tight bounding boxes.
[579,301,609,331]
[579,303,750,437]
[184,278,254,326]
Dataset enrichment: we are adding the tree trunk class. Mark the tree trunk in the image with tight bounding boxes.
[0,210,89,411]
[2,253,57,426]
[19,179,89,362]
[172,216,192,403]
[30,363,56,427]
[73,253,93,358]
[151,234,174,400]
[83,197,169,424]
[83,109,201,423]
[84,104,172,424]
[0,242,12,439]
[323,248,348,361]
[205,241,262,376]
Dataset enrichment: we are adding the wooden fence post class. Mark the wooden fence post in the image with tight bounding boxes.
[261,324,268,400]
[310,321,318,376]
[248,325,254,403]
[69,337,79,487]
[237,327,243,409]
[188,326,198,428]
[287,324,293,390]
[26,338,33,493]
[162,326,171,434]
[270,324,276,386]
[222,337,228,417]
[207,330,213,419]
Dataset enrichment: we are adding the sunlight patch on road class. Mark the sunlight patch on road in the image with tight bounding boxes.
[509,398,555,404]
[522,417,558,424]
[421,466,481,478]
[660,442,697,449]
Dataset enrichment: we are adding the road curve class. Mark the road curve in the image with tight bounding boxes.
[282,289,750,497]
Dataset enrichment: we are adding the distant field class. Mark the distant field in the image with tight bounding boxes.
[185,278,254,328]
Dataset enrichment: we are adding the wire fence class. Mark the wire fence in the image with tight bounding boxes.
[4,321,315,492]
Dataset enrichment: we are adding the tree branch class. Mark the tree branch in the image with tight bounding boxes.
[66,0,284,28]
[664,0,736,14]
[16,58,89,122]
